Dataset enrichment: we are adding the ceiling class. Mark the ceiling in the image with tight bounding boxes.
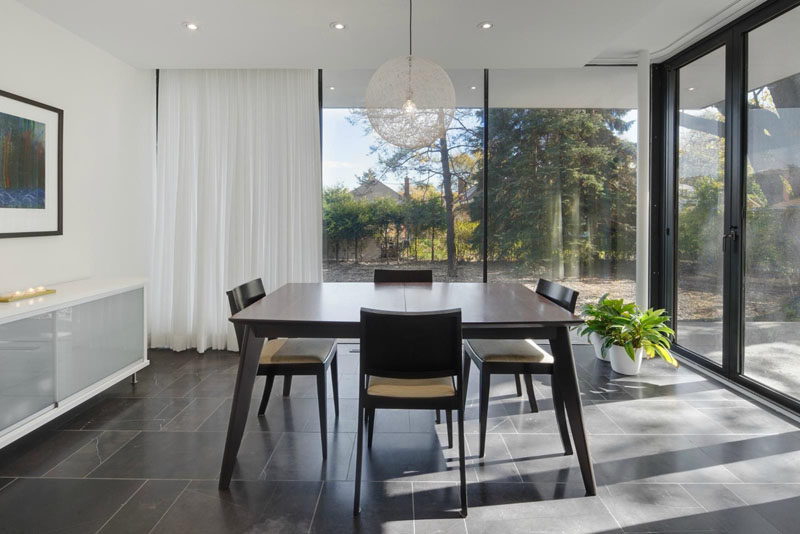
[18,0,765,70]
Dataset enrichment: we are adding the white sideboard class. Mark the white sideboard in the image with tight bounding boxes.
[0,278,148,448]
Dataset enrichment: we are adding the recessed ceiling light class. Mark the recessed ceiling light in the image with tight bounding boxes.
[688,87,696,91]
[477,21,493,30]
[184,22,199,31]
[470,86,477,90]
[328,86,336,91]
[330,22,346,30]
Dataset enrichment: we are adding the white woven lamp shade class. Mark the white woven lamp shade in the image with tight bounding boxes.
[365,55,456,150]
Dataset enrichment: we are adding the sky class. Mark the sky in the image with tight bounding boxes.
[323,108,638,191]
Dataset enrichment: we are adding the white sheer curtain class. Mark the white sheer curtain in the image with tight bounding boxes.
[149,69,322,352]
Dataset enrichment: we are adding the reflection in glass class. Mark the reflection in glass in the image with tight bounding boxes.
[675,46,726,364]
[744,7,800,398]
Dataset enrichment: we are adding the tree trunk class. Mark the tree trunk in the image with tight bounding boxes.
[384,228,389,263]
[565,187,580,278]
[431,227,435,263]
[439,137,458,278]
[395,226,401,264]
[354,238,359,264]
[549,180,564,279]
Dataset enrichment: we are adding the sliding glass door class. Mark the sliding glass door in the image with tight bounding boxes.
[675,47,727,366]
[743,5,800,400]
[658,0,800,411]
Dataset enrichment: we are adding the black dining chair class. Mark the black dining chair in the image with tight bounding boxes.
[354,308,467,516]
[463,279,576,458]
[227,278,339,459]
[372,268,452,431]
[373,268,433,283]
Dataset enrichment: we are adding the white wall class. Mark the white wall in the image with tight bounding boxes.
[0,0,155,291]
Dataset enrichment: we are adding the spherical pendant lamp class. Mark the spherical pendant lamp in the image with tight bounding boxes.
[365,0,456,150]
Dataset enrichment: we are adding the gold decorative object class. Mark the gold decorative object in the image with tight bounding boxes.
[0,286,55,302]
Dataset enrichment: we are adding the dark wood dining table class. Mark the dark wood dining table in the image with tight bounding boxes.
[221,282,596,495]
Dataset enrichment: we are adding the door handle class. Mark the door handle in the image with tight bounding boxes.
[723,227,738,251]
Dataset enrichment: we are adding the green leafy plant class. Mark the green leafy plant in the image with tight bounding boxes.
[577,294,636,340]
[603,307,678,367]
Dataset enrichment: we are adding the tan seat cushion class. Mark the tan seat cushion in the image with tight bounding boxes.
[367,376,455,398]
[466,339,554,364]
[259,338,334,365]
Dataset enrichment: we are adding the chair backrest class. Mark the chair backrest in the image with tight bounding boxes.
[360,308,461,380]
[226,278,266,346]
[535,279,579,313]
[373,269,433,283]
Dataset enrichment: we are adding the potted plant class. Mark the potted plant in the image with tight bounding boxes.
[603,307,678,375]
[578,295,637,361]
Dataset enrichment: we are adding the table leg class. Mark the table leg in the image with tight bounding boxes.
[218,326,264,490]
[551,326,596,496]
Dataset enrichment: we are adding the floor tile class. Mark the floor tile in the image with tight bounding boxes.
[310,481,414,534]
[725,483,800,534]
[348,432,478,483]
[88,431,280,480]
[262,431,354,481]
[153,480,322,534]
[0,430,102,476]
[0,477,142,533]
[98,479,189,534]
[599,483,711,532]
[412,482,468,534]
[464,482,620,533]
[44,430,140,478]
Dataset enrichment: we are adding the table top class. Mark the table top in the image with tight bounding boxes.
[231,282,582,327]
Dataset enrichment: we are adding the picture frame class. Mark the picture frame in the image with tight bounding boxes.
[0,88,63,238]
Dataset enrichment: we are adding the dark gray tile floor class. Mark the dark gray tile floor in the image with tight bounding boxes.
[1,344,799,533]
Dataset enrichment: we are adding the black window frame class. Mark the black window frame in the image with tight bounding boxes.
[651,0,800,413]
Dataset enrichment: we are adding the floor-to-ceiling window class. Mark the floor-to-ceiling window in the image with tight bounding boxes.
[675,47,727,366]
[743,5,800,399]
[657,0,800,410]
[487,68,638,309]
[321,69,483,282]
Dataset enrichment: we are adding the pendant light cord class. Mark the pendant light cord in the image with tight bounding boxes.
[409,0,413,56]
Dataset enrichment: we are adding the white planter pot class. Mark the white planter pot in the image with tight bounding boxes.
[588,332,607,361]
[609,345,645,375]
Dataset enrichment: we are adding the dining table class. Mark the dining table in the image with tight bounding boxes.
[221,281,596,495]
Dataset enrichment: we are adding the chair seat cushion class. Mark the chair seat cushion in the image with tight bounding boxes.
[259,338,334,365]
[367,376,455,398]
[466,339,554,364]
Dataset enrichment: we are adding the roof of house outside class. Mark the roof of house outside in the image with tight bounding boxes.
[350,179,402,202]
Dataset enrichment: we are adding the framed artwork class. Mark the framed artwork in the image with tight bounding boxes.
[0,89,63,238]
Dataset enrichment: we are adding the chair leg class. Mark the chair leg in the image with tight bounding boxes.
[283,375,292,397]
[330,350,340,418]
[315,371,327,459]
[514,374,523,397]
[367,408,376,449]
[458,405,467,517]
[435,409,440,424]
[523,374,539,413]
[462,352,472,409]
[258,374,275,416]
[445,409,453,448]
[354,399,365,515]
[478,368,490,458]
[552,379,573,456]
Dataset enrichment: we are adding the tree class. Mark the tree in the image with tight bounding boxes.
[348,109,483,276]
[478,108,636,279]
[322,187,372,263]
[368,197,402,263]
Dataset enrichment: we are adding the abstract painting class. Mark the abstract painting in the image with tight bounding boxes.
[0,89,62,238]
[0,112,46,209]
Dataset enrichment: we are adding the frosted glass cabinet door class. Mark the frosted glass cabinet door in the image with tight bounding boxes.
[0,313,56,431]
[56,289,144,401]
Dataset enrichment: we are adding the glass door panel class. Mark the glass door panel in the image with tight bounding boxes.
[675,46,727,364]
[743,6,800,398]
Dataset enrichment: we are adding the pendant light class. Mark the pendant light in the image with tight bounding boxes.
[365,0,456,150]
